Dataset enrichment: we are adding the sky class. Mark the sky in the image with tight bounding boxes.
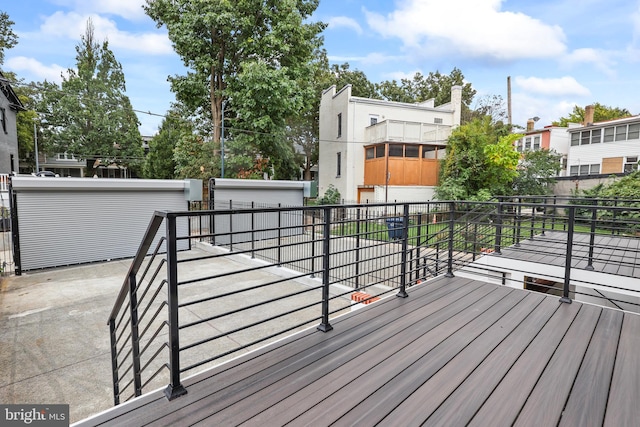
[3,0,640,136]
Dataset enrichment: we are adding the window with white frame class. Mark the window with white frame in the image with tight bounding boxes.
[336,152,341,177]
[533,136,540,150]
[571,132,580,146]
[615,125,627,141]
[628,124,640,140]
[624,156,638,173]
[591,129,601,144]
[337,113,342,138]
[369,114,379,126]
[434,117,443,124]
[603,127,614,142]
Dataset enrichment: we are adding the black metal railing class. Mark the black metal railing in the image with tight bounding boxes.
[108,199,640,405]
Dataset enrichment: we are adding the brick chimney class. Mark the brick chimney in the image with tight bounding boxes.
[527,119,535,131]
[584,105,595,126]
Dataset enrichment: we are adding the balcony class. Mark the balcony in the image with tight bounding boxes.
[75,199,640,425]
[365,119,451,145]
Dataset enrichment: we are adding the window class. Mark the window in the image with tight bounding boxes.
[524,137,531,150]
[615,125,627,141]
[369,115,378,126]
[581,131,590,145]
[389,144,403,157]
[570,165,579,176]
[624,156,638,173]
[628,124,640,140]
[591,129,601,144]
[365,147,375,159]
[375,145,385,158]
[434,118,443,124]
[580,164,590,175]
[590,164,600,174]
[562,156,568,170]
[336,152,341,177]
[570,133,580,146]
[603,127,614,142]
[405,145,419,158]
[337,113,342,138]
[533,136,540,150]
[0,108,6,134]
[516,139,523,152]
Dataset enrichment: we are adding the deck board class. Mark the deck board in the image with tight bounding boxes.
[75,275,640,427]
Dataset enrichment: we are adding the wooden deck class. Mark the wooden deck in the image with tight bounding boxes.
[78,276,640,426]
[500,231,640,278]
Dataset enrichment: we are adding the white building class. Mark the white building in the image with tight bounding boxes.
[567,111,640,176]
[318,84,462,203]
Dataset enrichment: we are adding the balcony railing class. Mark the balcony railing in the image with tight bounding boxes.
[365,120,451,144]
[108,199,640,405]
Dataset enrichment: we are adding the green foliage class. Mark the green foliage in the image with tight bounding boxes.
[375,68,476,107]
[145,0,325,179]
[553,103,632,126]
[325,63,379,98]
[512,149,562,195]
[317,185,341,204]
[0,11,18,65]
[143,110,194,179]
[37,20,142,167]
[436,117,520,200]
[173,133,218,180]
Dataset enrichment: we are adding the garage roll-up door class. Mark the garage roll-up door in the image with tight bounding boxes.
[12,178,193,272]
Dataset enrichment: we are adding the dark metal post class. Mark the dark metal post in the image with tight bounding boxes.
[251,202,255,259]
[164,214,187,400]
[494,201,503,255]
[445,202,455,277]
[552,195,557,230]
[397,204,410,297]
[541,197,547,236]
[355,208,361,289]
[228,200,233,251]
[109,318,121,405]
[127,273,143,398]
[10,188,22,275]
[514,199,522,247]
[277,203,282,266]
[472,222,478,261]
[318,207,333,332]
[586,199,597,270]
[530,201,535,240]
[560,207,575,304]
[612,197,618,235]
[310,210,316,278]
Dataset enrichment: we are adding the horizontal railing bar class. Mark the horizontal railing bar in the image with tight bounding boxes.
[180,315,323,373]
[180,285,321,330]
[179,271,321,309]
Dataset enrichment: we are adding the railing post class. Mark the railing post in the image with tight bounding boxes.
[109,318,121,405]
[586,199,597,270]
[445,202,455,277]
[530,201,535,240]
[164,214,187,400]
[251,201,255,258]
[317,206,333,332]
[494,201,503,255]
[541,197,547,236]
[277,203,282,266]
[127,272,143,398]
[355,208,361,289]
[228,200,233,251]
[514,199,522,247]
[612,197,618,235]
[310,209,316,278]
[560,207,575,304]
[397,204,410,297]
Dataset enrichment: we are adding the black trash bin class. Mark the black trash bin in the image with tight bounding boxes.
[385,217,403,240]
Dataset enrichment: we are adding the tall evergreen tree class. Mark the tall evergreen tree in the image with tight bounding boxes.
[38,20,142,168]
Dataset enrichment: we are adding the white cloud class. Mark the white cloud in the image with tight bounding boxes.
[364,0,567,61]
[511,92,578,127]
[40,12,173,55]
[328,52,404,65]
[5,56,67,83]
[563,48,616,77]
[327,16,363,35]
[51,0,147,21]
[514,76,591,97]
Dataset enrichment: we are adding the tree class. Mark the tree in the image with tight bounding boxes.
[174,133,218,180]
[144,0,325,178]
[376,68,476,107]
[38,20,143,170]
[143,108,193,179]
[553,103,632,126]
[436,117,520,200]
[512,149,562,195]
[0,11,18,65]
[325,63,378,98]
